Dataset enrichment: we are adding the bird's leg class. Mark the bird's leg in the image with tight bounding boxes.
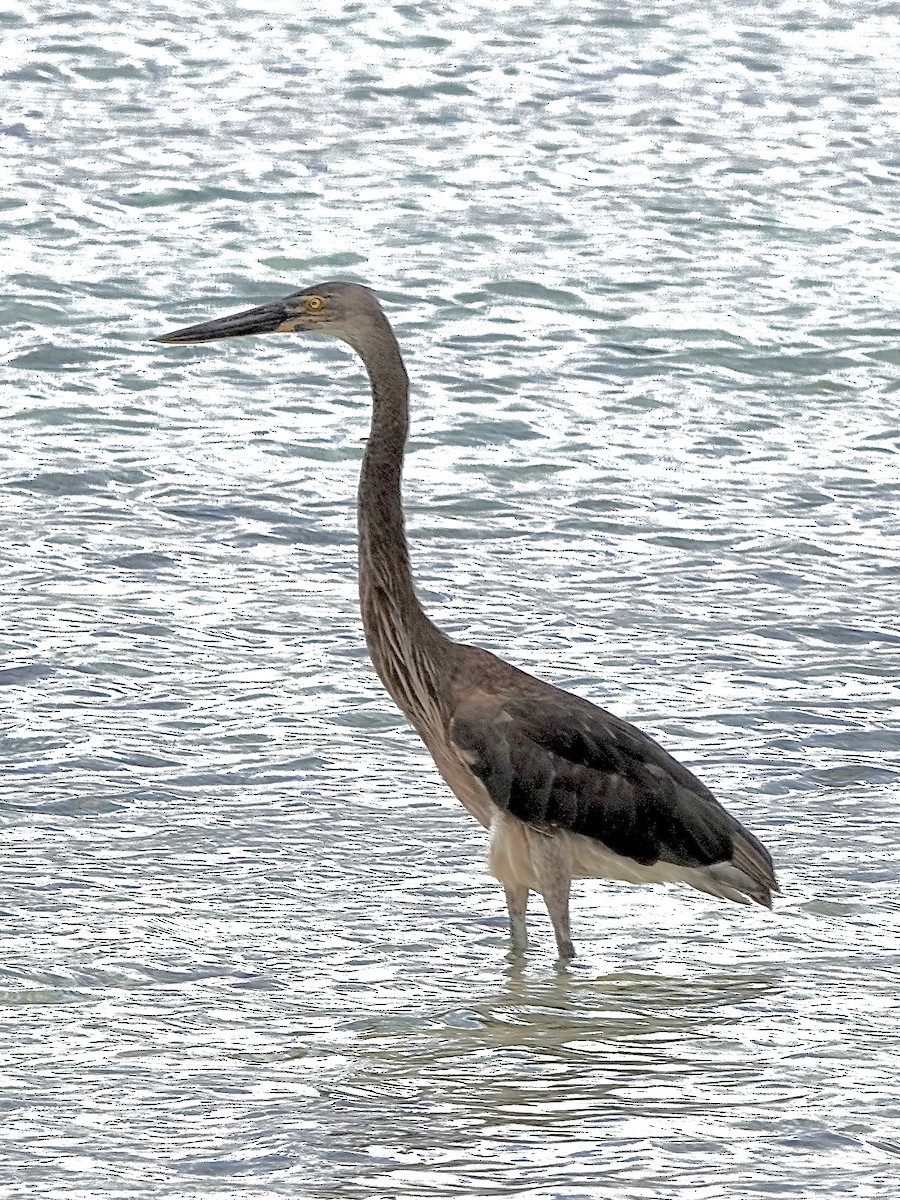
[540,876,575,960]
[503,884,529,951]
[531,833,576,960]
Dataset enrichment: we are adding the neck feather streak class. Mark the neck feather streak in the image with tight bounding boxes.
[353,317,450,733]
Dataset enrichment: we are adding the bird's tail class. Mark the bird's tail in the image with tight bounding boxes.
[695,826,778,907]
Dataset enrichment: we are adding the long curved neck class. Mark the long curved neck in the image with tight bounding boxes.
[350,314,451,731]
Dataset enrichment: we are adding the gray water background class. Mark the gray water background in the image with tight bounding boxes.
[2,1,899,1196]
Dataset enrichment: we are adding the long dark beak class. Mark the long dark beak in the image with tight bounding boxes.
[155,298,294,344]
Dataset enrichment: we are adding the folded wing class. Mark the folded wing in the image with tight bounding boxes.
[450,688,777,905]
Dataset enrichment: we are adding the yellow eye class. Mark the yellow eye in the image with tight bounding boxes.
[305,295,324,313]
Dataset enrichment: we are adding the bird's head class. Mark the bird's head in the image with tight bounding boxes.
[155,281,386,351]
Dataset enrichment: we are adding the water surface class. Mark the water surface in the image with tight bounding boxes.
[2,1,899,1196]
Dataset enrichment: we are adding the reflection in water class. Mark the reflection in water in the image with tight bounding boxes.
[312,968,785,1195]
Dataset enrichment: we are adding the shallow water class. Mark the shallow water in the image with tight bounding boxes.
[2,1,899,1196]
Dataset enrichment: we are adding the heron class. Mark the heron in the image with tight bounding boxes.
[157,281,778,959]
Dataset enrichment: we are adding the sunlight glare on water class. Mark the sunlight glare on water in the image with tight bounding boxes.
[1,1,899,1196]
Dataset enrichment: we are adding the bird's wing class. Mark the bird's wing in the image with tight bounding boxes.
[450,687,773,882]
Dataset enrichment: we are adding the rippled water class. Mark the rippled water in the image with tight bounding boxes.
[2,1,899,1196]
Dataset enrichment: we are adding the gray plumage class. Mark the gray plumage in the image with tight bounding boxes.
[157,281,778,958]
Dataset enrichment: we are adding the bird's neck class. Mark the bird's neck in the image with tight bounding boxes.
[354,316,451,731]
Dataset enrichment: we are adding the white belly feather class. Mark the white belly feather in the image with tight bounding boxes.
[487,808,756,906]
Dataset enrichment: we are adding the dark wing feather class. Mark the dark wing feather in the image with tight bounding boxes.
[450,689,775,889]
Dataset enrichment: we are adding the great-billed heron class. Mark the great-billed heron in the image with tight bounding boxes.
[157,282,777,959]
